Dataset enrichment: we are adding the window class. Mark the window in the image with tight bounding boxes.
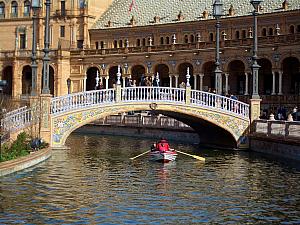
[61,0,66,16]
[184,35,188,43]
[268,28,273,36]
[262,28,267,36]
[60,26,65,37]
[242,30,246,39]
[0,2,5,18]
[142,38,146,46]
[209,33,213,42]
[100,41,104,49]
[95,42,99,49]
[119,40,123,48]
[190,35,195,43]
[11,1,18,17]
[113,40,117,48]
[77,40,83,49]
[166,36,170,44]
[20,33,26,49]
[24,1,30,17]
[235,30,240,39]
[160,37,164,45]
[289,25,295,34]
[136,39,140,46]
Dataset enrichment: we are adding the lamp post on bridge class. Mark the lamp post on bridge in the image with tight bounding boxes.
[31,0,41,96]
[250,0,263,99]
[41,0,51,94]
[212,0,223,95]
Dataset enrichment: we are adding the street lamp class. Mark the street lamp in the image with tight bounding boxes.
[0,80,7,161]
[212,0,223,95]
[67,78,71,94]
[42,0,51,94]
[250,0,263,99]
[31,0,41,96]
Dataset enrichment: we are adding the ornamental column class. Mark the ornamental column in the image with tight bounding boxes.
[271,71,276,95]
[175,75,179,88]
[194,74,197,90]
[169,75,173,87]
[105,76,109,89]
[278,70,283,95]
[225,73,229,95]
[244,72,249,95]
[199,73,204,91]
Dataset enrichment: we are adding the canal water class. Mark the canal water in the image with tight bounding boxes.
[0,134,299,224]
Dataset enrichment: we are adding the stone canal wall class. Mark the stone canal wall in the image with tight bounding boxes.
[0,148,52,177]
[250,120,300,161]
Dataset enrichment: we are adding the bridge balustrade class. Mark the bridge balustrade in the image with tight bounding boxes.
[121,87,186,103]
[1,107,32,132]
[51,89,115,114]
[191,90,249,118]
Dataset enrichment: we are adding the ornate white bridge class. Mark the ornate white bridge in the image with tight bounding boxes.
[2,86,250,148]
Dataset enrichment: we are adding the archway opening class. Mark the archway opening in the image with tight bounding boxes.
[155,64,169,87]
[86,67,100,91]
[41,66,55,95]
[131,65,145,86]
[202,61,215,92]
[282,57,300,95]
[108,66,122,88]
[228,60,245,95]
[258,58,272,95]
[178,63,194,88]
[22,65,32,95]
[2,66,13,96]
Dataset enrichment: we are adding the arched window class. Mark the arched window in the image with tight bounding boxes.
[136,39,140,47]
[262,28,267,36]
[160,37,164,45]
[24,0,30,17]
[190,35,194,43]
[235,30,240,39]
[289,25,295,34]
[11,1,18,17]
[268,28,273,36]
[209,33,213,42]
[0,2,5,18]
[242,30,246,39]
[166,36,170,44]
[184,35,188,43]
[113,40,117,48]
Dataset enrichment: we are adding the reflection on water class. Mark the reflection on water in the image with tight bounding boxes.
[0,134,300,224]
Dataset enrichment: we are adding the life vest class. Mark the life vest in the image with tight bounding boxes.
[157,142,170,152]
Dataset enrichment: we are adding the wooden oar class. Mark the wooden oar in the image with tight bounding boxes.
[130,150,150,160]
[176,150,205,161]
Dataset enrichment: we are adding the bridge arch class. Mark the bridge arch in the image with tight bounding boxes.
[50,88,250,149]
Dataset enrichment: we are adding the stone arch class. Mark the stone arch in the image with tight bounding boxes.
[51,102,249,149]
[177,62,194,88]
[227,60,246,95]
[202,61,215,92]
[2,65,13,96]
[154,63,169,87]
[21,65,31,95]
[86,67,100,91]
[282,57,300,95]
[131,64,146,86]
[258,58,272,95]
